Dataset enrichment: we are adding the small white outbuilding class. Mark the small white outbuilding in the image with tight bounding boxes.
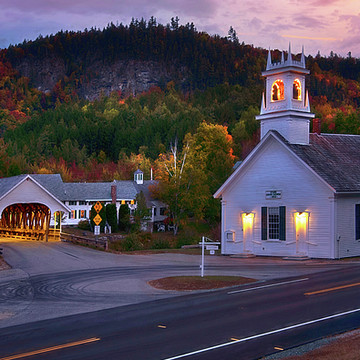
[214,46,360,259]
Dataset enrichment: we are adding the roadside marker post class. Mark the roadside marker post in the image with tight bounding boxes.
[199,236,220,278]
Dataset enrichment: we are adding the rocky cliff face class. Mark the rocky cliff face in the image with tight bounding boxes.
[14,54,66,94]
[13,55,187,99]
[78,59,182,100]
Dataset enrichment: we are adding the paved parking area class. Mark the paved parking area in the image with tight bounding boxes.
[0,241,356,329]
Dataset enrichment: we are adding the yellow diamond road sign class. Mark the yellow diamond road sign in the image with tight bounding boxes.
[93,214,102,226]
[94,201,103,213]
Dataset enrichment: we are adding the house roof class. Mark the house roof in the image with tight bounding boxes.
[31,174,66,199]
[286,132,360,192]
[0,174,164,208]
[62,180,138,201]
[134,180,165,208]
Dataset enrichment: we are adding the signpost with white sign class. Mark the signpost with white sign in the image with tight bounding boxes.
[199,236,220,277]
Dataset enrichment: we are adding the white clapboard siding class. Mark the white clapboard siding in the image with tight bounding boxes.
[221,136,334,258]
[336,197,360,258]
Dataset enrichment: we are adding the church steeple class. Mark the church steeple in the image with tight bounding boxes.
[256,46,315,145]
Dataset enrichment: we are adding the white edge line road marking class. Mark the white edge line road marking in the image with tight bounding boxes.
[228,278,309,295]
[162,308,360,360]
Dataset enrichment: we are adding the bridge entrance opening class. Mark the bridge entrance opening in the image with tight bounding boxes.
[0,203,60,241]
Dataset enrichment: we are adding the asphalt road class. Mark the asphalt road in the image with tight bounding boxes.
[0,241,359,359]
[1,266,360,360]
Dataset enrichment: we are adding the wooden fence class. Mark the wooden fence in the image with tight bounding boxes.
[61,232,108,250]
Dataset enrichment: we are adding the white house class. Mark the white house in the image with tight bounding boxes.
[61,170,167,229]
[0,170,167,240]
[214,46,360,259]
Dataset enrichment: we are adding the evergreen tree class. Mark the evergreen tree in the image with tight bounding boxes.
[106,203,118,232]
[133,191,151,231]
[118,204,130,232]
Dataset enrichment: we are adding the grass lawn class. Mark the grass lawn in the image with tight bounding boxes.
[148,275,256,291]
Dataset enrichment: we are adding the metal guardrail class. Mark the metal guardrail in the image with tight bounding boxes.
[61,232,108,250]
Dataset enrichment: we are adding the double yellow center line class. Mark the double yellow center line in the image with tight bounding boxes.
[0,337,100,360]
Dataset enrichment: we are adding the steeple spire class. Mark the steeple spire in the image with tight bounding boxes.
[301,45,305,67]
[266,48,272,70]
[281,51,285,64]
[287,43,292,65]
[260,92,266,113]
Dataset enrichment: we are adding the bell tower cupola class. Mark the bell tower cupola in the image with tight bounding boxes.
[256,45,314,145]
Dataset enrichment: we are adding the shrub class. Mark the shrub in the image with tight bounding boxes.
[122,234,144,251]
[151,237,171,249]
[77,220,91,231]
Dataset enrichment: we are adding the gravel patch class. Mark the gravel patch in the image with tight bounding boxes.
[263,328,360,359]
[0,256,10,270]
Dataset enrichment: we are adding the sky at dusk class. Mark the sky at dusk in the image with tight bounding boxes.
[0,0,359,58]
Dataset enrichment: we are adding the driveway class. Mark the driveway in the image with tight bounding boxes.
[0,241,354,329]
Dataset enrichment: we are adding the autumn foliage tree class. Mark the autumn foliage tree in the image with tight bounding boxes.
[184,122,235,222]
[152,122,235,233]
[152,139,206,235]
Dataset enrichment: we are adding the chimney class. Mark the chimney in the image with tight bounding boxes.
[111,181,117,204]
[150,167,153,181]
[312,118,321,135]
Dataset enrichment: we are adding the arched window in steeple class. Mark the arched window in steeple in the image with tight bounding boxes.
[293,79,301,100]
[271,80,284,102]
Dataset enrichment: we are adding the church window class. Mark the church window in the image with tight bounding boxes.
[271,80,284,101]
[293,79,301,100]
[261,206,286,241]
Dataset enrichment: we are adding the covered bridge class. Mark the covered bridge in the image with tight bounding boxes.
[0,174,70,241]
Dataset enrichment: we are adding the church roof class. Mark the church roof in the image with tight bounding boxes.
[279,132,360,192]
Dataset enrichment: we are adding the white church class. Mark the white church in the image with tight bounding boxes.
[214,46,360,259]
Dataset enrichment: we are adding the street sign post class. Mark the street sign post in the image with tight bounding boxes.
[199,236,220,277]
[93,202,103,234]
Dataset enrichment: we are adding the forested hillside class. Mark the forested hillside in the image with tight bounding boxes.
[0,18,359,183]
